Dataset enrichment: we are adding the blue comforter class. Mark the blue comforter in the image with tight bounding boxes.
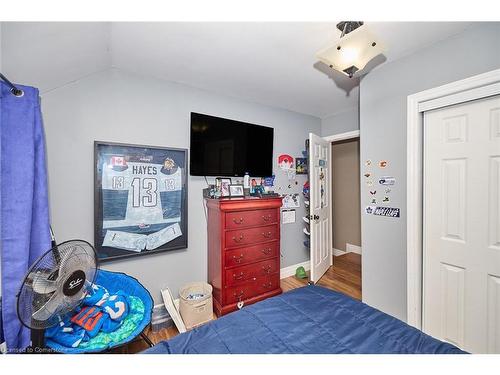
[145,286,465,354]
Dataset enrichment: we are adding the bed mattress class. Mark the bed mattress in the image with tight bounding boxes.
[144,285,465,354]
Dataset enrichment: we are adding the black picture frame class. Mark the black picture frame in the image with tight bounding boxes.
[229,184,244,197]
[94,141,188,262]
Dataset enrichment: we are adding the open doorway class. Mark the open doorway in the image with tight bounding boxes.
[281,131,362,300]
[331,135,362,299]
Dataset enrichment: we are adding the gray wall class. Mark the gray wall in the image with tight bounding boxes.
[321,106,359,136]
[332,139,361,252]
[360,23,500,321]
[40,68,320,304]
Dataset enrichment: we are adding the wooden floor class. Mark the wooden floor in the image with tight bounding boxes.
[124,252,361,353]
[281,252,362,300]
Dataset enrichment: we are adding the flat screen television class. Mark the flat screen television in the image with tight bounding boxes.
[190,112,274,177]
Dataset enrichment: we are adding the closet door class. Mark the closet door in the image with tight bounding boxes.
[423,95,500,353]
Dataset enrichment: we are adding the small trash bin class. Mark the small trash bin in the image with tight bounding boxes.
[179,282,213,330]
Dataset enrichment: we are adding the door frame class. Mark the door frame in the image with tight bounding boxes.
[406,68,500,330]
[323,130,360,143]
[322,130,360,261]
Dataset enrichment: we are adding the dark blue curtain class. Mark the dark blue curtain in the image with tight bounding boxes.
[0,83,51,351]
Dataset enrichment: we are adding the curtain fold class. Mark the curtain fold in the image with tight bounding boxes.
[0,83,51,352]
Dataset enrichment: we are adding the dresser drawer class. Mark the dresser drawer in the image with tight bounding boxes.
[225,225,278,248]
[225,258,279,286]
[225,208,278,230]
[224,274,280,305]
[224,241,278,267]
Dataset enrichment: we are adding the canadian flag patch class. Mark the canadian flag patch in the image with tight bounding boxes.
[111,156,126,167]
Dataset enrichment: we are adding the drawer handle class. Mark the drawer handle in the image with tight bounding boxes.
[262,265,272,274]
[262,214,272,222]
[232,254,244,263]
[233,272,245,280]
[261,231,272,238]
[261,247,272,255]
[233,290,245,301]
[262,282,273,289]
[232,234,244,243]
[233,217,244,224]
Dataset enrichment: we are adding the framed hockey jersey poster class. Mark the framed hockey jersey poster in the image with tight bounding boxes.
[94,141,188,261]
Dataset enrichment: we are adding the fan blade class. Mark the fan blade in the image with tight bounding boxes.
[58,244,91,279]
[29,271,58,294]
[31,290,65,322]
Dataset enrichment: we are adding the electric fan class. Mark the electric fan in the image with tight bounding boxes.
[16,239,98,350]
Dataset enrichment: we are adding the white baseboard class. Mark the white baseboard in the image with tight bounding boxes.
[333,244,362,256]
[280,260,310,279]
[333,248,346,256]
[346,243,362,254]
[154,298,180,312]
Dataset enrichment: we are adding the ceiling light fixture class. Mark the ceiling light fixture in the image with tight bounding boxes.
[316,21,385,78]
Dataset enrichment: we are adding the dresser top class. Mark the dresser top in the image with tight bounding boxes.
[206,196,282,211]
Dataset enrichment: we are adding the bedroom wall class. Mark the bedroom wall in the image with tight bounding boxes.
[321,105,359,136]
[360,23,500,321]
[39,68,320,304]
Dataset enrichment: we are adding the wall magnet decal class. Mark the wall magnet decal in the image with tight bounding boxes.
[365,159,372,167]
[366,180,373,187]
[373,206,400,218]
[365,205,376,214]
[366,206,401,218]
[369,190,376,195]
[379,160,388,168]
[364,173,371,178]
[383,196,390,202]
[379,176,395,185]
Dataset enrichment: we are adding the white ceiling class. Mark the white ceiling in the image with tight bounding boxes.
[1,22,475,118]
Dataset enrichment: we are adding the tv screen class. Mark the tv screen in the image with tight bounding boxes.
[190,112,274,177]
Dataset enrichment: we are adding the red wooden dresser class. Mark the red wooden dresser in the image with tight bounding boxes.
[206,197,283,316]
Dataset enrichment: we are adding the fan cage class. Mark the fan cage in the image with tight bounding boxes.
[17,239,98,330]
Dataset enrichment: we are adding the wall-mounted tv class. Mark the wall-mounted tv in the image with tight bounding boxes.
[189,112,274,177]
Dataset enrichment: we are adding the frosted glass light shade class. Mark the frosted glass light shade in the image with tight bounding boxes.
[316,26,385,77]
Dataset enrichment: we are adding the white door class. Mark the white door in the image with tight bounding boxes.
[423,95,500,353]
[309,133,332,283]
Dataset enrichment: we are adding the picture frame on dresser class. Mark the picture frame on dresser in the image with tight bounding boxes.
[229,184,244,197]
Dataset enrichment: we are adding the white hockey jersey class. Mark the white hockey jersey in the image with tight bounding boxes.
[101,161,182,229]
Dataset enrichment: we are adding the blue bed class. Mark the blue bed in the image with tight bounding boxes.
[144,285,465,354]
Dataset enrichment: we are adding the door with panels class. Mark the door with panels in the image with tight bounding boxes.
[308,133,332,283]
[423,95,500,353]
